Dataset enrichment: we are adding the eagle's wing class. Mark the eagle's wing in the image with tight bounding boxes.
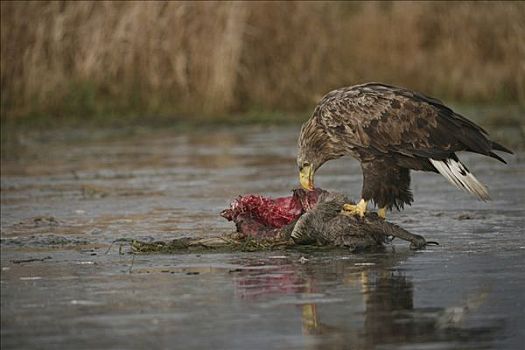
[315,83,507,161]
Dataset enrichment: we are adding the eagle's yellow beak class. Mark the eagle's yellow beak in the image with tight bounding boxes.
[299,164,314,191]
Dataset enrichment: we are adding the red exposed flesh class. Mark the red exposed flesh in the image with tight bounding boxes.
[221,194,302,228]
[221,188,324,234]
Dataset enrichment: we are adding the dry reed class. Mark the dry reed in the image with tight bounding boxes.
[1,1,524,120]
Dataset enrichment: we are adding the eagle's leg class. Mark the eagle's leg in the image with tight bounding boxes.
[342,199,368,217]
[361,160,413,219]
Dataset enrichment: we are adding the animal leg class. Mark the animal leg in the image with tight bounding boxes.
[342,199,367,218]
[362,160,413,213]
[378,207,387,219]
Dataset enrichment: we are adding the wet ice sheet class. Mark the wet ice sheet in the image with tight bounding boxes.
[1,126,525,350]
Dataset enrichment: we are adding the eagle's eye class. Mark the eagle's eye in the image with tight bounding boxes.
[299,162,310,171]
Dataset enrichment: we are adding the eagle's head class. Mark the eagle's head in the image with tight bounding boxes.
[297,117,345,191]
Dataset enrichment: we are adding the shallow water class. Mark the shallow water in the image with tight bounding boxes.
[1,125,525,350]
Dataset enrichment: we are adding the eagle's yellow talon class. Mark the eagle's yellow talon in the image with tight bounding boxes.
[378,207,387,219]
[342,199,367,217]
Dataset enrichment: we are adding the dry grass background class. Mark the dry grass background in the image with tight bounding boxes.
[1,1,524,121]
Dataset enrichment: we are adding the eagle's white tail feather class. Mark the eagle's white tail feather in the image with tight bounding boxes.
[430,158,490,201]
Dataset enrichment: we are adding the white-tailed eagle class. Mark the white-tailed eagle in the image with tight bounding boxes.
[297,83,512,218]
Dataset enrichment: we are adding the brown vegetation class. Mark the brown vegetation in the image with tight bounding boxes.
[1,1,524,121]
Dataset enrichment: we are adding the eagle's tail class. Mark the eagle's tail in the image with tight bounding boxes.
[429,157,490,201]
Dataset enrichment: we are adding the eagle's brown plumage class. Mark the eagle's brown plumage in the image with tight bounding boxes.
[297,83,512,211]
